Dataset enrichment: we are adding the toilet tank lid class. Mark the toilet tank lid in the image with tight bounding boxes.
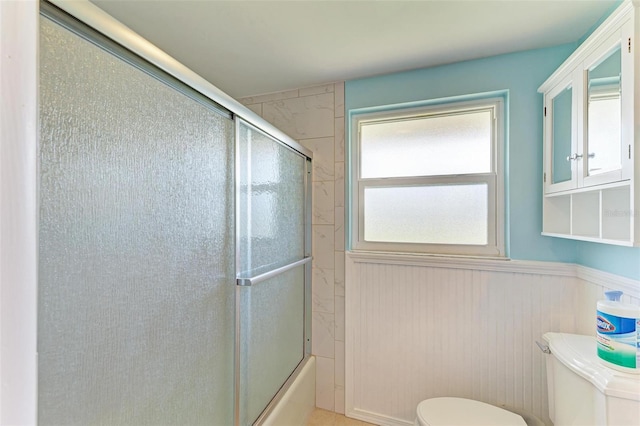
[417,398,526,426]
[543,332,640,401]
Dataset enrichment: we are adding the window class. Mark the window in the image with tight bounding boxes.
[350,97,505,257]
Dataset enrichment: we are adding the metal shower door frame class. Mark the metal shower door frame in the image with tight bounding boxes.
[233,117,313,426]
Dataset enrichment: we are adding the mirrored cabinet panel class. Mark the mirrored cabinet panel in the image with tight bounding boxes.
[586,45,621,178]
[544,72,580,194]
[552,84,573,185]
[539,0,638,246]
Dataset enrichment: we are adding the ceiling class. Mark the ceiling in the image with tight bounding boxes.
[90,0,619,99]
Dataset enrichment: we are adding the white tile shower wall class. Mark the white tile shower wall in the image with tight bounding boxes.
[345,253,640,426]
[240,83,346,412]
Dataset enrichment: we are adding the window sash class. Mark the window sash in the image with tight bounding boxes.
[356,175,498,255]
[351,97,504,257]
[358,107,495,179]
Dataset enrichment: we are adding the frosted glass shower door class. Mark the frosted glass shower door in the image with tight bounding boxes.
[236,120,311,425]
[38,9,234,425]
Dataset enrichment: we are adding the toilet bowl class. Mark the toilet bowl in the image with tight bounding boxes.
[415,397,530,426]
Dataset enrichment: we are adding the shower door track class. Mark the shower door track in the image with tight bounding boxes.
[46,0,312,160]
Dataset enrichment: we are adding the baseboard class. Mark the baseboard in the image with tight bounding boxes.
[347,408,413,426]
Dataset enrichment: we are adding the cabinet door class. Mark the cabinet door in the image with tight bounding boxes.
[544,73,578,193]
[581,20,633,187]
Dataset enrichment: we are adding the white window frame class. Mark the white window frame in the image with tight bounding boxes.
[350,97,505,257]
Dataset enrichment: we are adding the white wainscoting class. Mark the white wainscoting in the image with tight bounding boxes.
[345,252,640,426]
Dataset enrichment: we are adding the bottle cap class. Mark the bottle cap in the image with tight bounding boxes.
[604,290,623,301]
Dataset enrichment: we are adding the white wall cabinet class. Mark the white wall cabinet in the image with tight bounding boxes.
[539,0,638,246]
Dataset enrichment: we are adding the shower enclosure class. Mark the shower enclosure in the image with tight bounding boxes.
[36,1,312,425]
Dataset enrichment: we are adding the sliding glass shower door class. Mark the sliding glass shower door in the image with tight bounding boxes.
[37,3,312,425]
[235,121,312,425]
[38,10,235,425]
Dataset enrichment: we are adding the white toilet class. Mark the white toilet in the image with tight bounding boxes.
[415,332,640,426]
[543,332,640,425]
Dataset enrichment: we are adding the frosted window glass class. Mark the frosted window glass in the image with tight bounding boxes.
[364,184,488,245]
[238,122,306,276]
[39,16,234,425]
[238,266,305,425]
[360,110,491,178]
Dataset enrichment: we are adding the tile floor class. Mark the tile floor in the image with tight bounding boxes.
[306,408,376,426]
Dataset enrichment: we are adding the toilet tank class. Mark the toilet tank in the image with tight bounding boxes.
[543,332,640,426]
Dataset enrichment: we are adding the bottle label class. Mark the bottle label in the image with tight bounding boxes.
[596,310,639,369]
[597,312,636,334]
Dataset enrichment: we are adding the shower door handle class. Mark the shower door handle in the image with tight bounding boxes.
[236,257,312,286]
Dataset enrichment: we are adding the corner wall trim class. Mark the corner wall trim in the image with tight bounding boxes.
[575,265,640,299]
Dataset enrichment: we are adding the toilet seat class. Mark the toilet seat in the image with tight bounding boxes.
[417,397,527,426]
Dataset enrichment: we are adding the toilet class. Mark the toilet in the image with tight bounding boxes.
[543,332,640,425]
[415,332,640,426]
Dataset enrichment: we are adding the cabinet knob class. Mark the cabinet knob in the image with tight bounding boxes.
[566,153,583,161]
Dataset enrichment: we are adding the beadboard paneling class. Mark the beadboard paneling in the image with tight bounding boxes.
[345,253,640,426]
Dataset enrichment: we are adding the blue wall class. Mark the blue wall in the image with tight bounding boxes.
[576,242,640,280]
[345,44,640,280]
